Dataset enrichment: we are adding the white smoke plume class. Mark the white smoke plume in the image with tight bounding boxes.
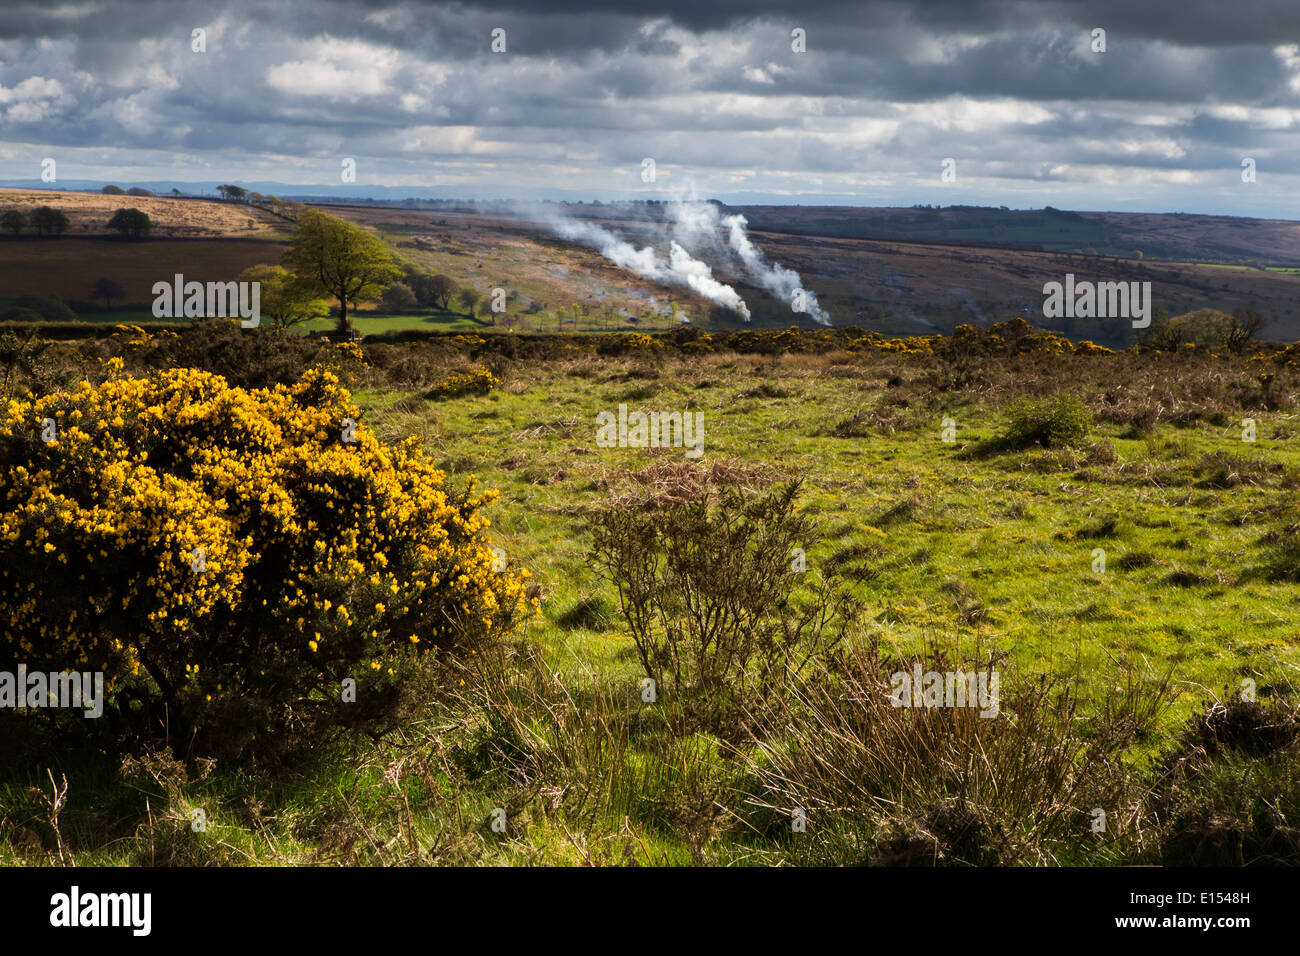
[668,241,750,321]
[722,213,831,325]
[550,218,662,278]
[545,214,751,321]
[668,198,722,244]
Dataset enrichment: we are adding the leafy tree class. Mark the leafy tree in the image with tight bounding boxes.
[1139,307,1241,351]
[0,307,43,323]
[407,272,433,308]
[237,264,330,330]
[456,286,483,317]
[127,187,155,197]
[101,185,126,195]
[411,273,457,310]
[1,211,24,235]
[1137,308,1178,350]
[91,277,125,309]
[216,184,248,202]
[107,208,152,239]
[381,281,417,312]
[13,294,76,322]
[30,206,69,237]
[281,208,402,333]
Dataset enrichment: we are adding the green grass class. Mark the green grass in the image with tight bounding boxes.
[301,309,488,335]
[4,345,1299,866]
[396,359,1296,705]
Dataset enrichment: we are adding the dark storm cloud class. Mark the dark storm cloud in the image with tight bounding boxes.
[416,0,1300,47]
[0,0,1298,213]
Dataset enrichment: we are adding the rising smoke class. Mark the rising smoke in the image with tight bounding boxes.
[543,200,830,326]
[667,241,750,319]
[550,218,662,278]
[546,213,751,321]
[721,213,831,325]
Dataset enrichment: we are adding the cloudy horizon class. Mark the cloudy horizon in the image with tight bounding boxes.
[2,0,1300,215]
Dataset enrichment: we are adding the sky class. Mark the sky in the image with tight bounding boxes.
[2,0,1300,215]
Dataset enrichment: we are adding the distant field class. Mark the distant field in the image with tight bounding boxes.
[323,203,726,329]
[315,310,664,336]
[0,187,279,238]
[716,204,1300,266]
[0,237,289,304]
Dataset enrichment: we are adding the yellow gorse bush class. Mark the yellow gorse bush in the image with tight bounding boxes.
[0,362,532,747]
[426,366,498,399]
[1273,341,1300,369]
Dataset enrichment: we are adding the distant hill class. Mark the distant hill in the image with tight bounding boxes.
[0,187,276,238]
[3,190,1298,346]
[725,205,1300,268]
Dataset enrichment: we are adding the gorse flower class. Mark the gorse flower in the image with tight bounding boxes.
[0,364,533,748]
[426,366,498,399]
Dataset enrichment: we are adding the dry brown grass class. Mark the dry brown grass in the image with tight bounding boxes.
[0,188,275,238]
[742,637,1168,865]
[596,455,785,505]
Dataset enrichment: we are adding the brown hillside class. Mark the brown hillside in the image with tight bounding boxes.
[0,188,277,238]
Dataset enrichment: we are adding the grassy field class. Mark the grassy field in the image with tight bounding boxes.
[305,310,502,335]
[3,329,1298,867]
[0,188,276,238]
[366,348,1300,737]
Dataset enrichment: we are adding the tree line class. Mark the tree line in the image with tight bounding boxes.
[1,206,153,238]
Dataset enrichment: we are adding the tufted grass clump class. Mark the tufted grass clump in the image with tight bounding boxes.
[1001,394,1093,449]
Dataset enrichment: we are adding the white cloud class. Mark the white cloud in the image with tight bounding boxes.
[1205,103,1300,129]
[0,75,71,122]
[1275,44,1300,93]
[87,91,158,134]
[897,96,1055,132]
[1113,137,1186,159]
[44,3,104,20]
[267,36,400,100]
[0,75,64,103]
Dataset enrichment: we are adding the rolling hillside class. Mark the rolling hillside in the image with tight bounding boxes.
[3,189,1299,346]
